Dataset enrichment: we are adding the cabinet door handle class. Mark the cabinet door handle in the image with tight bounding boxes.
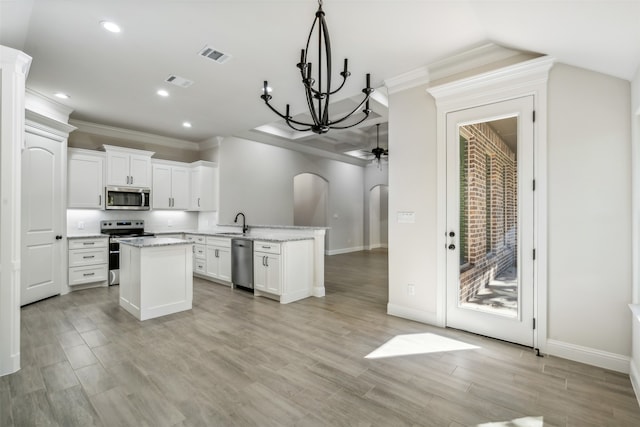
[98,195,102,205]
[82,255,95,259]
[130,175,133,185]
[83,272,95,277]
[198,198,200,207]
[83,242,95,245]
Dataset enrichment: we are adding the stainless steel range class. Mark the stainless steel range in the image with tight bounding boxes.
[100,220,154,285]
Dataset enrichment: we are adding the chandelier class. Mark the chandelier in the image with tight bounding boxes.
[261,0,374,134]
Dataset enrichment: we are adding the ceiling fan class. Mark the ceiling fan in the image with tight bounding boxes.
[349,123,388,163]
[371,124,389,162]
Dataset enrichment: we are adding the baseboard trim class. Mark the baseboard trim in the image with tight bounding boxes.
[630,360,640,407]
[546,339,630,374]
[387,303,441,326]
[326,246,365,256]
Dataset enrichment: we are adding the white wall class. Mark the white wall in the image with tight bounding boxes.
[630,64,640,399]
[547,64,631,357]
[387,64,634,364]
[218,136,364,253]
[387,83,440,322]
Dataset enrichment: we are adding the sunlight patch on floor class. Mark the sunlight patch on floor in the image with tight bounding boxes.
[476,416,543,427]
[365,332,480,359]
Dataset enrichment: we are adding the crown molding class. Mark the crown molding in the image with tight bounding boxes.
[26,88,74,123]
[69,119,200,152]
[427,56,556,106]
[384,67,430,94]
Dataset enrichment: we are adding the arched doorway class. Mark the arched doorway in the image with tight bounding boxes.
[293,173,329,247]
[369,184,389,250]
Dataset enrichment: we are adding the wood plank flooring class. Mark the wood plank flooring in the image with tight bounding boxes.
[2,249,640,426]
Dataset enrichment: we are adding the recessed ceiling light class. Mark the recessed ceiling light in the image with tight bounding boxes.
[182,122,192,128]
[100,20,121,33]
[54,92,70,99]
[157,89,169,97]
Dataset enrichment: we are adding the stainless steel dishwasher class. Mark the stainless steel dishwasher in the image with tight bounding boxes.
[231,238,253,290]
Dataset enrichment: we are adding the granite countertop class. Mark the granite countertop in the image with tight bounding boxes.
[152,229,314,243]
[118,237,193,248]
[67,234,108,239]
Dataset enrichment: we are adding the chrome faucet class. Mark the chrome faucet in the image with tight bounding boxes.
[234,212,248,234]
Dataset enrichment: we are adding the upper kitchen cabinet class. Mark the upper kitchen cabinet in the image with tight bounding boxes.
[67,148,104,209]
[103,145,154,188]
[189,161,218,211]
[152,160,189,210]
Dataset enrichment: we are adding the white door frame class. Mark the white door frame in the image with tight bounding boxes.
[427,56,554,353]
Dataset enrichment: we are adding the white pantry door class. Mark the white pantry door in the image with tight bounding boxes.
[446,96,535,347]
[21,131,64,306]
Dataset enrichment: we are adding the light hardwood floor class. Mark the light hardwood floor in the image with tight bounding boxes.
[2,249,639,426]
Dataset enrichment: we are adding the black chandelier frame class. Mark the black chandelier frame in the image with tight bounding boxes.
[261,0,374,134]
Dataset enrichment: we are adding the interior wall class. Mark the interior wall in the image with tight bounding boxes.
[387,83,439,322]
[218,136,364,253]
[68,131,201,163]
[293,173,328,227]
[364,162,389,249]
[547,64,631,357]
[629,64,640,394]
[369,186,382,247]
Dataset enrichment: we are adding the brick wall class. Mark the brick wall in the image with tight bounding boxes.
[459,122,517,303]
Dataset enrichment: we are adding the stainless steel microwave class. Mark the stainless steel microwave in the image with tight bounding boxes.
[105,186,150,210]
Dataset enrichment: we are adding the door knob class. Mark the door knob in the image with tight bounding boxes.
[55,235,63,240]
[449,231,455,237]
[448,243,456,250]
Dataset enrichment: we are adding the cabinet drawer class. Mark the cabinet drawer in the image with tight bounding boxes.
[186,234,206,244]
[69,248,107,267]
[69,265,108,286]
[194,259,206,273]
[194,244,206,259]
[254,241,281,255]
[68,238,107,250]
[206,236,231,247]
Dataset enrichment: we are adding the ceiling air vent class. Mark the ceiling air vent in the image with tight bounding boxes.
[165,75,194,88]
[198,45,231,64]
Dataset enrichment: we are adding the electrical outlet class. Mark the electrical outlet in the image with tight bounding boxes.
[407,284,415,296]
[77,221,84,230]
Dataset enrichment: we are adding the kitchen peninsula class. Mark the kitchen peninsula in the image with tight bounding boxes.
[119,237,193,320]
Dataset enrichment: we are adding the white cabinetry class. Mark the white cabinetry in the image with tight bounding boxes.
[68,237,108,287]
[205,236,231,284]
[253,239,314,304]
[186,234,207,275]
[189,161,218,211]
[254,242,282,295]
[152,161,189,209]
[67,148,104,209]
[103,145,153,187]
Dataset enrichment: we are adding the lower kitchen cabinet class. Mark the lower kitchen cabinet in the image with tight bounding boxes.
[205,237,231,284]
[68,236,108,288]
[253,239,313,304]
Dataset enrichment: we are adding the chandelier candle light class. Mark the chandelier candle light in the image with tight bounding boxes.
[261,0,374,134]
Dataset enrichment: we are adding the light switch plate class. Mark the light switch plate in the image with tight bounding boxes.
[397,211,416,223]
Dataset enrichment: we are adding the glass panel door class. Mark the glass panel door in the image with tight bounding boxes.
[446,96,534,347]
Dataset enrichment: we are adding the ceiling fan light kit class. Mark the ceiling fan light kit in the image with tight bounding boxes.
[261,0,374,134]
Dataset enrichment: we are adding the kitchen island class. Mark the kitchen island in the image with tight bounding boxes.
[119,237,193,320]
